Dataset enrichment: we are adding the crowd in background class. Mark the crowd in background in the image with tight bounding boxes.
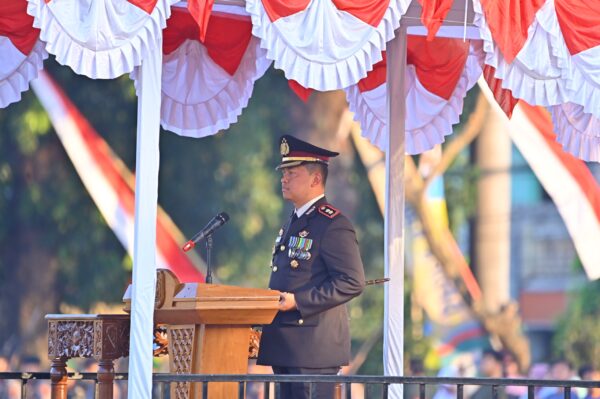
[405,350,600,399]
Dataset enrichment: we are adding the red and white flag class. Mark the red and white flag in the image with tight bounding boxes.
[31,70,204,282]
[481,80,600,279]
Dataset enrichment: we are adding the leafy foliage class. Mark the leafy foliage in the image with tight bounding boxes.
[553,277,600,370]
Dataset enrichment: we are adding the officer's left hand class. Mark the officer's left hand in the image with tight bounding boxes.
[278,292,297,311]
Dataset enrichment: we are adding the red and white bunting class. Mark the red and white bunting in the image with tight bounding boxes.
[27,0,177,79]
[550,103,600,162]
[246,0,411,91]
[156,5,271,137]
[0,0,598,162]
[0,0,47,108]
[346,36,484,154]
[474,0,600,161]
[31,70,204,282]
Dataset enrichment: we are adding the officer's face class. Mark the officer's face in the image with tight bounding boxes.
[280,165,316,205]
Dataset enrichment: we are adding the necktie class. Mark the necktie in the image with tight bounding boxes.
[291,212,299,224]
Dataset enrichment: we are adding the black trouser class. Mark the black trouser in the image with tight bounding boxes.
[272,366,340,399]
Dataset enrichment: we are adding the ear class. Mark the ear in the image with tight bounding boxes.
[311,172,322,187]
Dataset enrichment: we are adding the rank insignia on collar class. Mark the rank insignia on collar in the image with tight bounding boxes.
[299,230,309,238]
[318,204,340,219]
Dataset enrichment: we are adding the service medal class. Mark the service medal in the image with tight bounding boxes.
[290,260,299,269]
[288,236,313,251]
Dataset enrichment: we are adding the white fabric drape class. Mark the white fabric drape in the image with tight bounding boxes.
[246,0,412,91]
[346,41,484,154]
[159,36,271,137]
[550,103,600,162]
[473,0,600,162]
[27,0,176,79]
[0,38,47,108]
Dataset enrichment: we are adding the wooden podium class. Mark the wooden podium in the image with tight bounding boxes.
[124,269,280,399]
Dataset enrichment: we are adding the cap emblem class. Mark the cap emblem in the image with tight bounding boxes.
[280,138,290,156]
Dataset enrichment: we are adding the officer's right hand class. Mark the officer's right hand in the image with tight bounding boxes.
[278,292,297,311]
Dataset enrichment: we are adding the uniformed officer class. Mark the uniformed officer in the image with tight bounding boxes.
[257,135,366,399]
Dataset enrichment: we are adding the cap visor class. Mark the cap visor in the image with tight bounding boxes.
[275,160,304,170]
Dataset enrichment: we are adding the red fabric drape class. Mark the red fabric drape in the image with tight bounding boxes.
[163,8,252,76]
[288,80,313,102]
[355,37,469,100]
[333,0,391,27]
[0,0,40,55]
[479,0,545,63]
[555,0,600,56]
[483,65,518,118]
[261,0,391,27]
[407,36,469,100]
[127,0,158,14]
[261,0,311,22]
[418,0,455,41]
[358,52,387,92]
[187,0,215,42]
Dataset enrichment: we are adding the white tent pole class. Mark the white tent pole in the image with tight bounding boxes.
[383,24,407,398]
[127,38,163,398]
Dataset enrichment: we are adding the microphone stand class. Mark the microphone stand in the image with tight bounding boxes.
[205,234,213,284]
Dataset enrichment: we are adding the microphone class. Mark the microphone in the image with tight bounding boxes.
[182,212,230,252]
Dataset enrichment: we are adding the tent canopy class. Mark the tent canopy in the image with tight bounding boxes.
[1,0,599,161]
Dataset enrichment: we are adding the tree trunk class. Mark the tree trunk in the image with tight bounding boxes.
[0,145,61,364]
[475,109,512,313]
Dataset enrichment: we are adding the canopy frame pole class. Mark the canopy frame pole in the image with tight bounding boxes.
[383,24,407,398]
[127,37,163,399]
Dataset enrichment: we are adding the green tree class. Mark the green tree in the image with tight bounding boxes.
[553,274,600,370]
[0,62,132,358]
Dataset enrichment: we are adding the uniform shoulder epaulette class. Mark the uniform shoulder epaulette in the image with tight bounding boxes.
[318,204,340,219]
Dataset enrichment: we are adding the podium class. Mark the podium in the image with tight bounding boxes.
[124,269,280,399]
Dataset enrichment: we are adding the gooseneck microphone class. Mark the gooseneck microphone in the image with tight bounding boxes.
[182,212,230,252]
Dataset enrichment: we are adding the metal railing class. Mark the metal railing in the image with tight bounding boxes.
[2,372,600,398]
